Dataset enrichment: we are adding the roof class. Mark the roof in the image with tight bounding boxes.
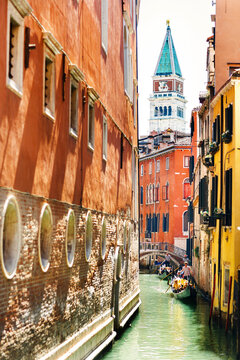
[154,24,182,77]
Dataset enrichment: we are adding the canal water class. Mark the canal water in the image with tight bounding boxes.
[101,274,237,360]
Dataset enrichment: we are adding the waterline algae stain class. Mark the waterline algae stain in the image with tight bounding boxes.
[101,274,237,359]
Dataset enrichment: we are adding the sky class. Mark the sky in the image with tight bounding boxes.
[138,0,215,136]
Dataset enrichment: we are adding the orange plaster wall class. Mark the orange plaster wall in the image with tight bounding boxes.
[215,0,240,92]
[0,0,137,215]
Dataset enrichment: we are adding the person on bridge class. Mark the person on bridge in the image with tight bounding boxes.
[163,253,171,267]
[181,261,192,280]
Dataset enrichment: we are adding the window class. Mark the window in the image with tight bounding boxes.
[183,211,188,235]
[149,162,152,174]
[155,183,160,202]
[140,214,143,233]
[101,217,107,260]
[69,64,83,138]
[66,209,76,267]
[183,178,191,199]
[189,156,194,184]
[162,213,169,232]
[146,186,148,204]
[103,115,108,160]
[156,160,160,172]
[123,20,133,101]
[101,0,108,53]
[140,164,144,176]
[210,175,218,227]
[149,184,152,203]
[162,182,169,201]
[225,104,233,136]
[183,156,190,168]
[38,204,53,272]
[168,106,172,116]
[166,157,169,170]
[199,176,208,213]
[157,214,160,232]
[87,87,99,151]
[43,32,62,120]
[6,0,32,96]
[140,186,143,205]
[85,211,93,261]
[225,169,232,226]
[69,79,78,137]
[1,195,21,279]
[159,106,163,116]
[224,267,230,305]
[213,115,220,144]
[164,106,167,116]
[154,107,158,117]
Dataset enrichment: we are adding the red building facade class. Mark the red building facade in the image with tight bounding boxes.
[139,132,191,251]
[0,0,140,359]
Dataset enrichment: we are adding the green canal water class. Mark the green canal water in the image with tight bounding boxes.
[101,274,237,360]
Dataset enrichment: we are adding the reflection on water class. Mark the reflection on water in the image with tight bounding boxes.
[101,274,237,360]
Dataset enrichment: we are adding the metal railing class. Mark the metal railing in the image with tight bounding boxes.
[140,242,186,259]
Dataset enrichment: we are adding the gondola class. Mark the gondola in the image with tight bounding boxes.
[171,277,197,300]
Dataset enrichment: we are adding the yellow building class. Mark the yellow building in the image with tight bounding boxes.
[210,72,240,326]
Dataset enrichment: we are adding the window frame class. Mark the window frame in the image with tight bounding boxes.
[6,1,31,97]
[103,114,108,161]
[140,164,144,176]
[183,156,190,168]
[156,160,160,173]
[69,76,79,138]
[101,0,108,54]
[183,210,188,235]
[166,157,169,170]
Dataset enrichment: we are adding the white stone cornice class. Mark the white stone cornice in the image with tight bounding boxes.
[69,64,84,82]
[210,79,236,108]
[43,31,62,55]
[87,87,100,103]
[10,0,32,17]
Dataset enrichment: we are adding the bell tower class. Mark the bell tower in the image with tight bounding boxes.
[149,21,187,133]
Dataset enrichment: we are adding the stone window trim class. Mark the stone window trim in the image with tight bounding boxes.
[42,32,62,122]
[0,194,21,279]
[101,216,107,260]
[38,203,53,273]
[101,0,108,54]
[182,210,188,236]
[85,211,93,262]
[6,0,32,97]
[68,65,84,139]
[102,114,108,161]
[65,209,76,268]
[87,87,99,152]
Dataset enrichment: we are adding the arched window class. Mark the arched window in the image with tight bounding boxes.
[183,178,191,199]
[66,209,76,267]
[1,195,21,279]
[164,106,167,116]
[162,182,169,200]
[159,106,163,116]
[39,203,53,272]
[168,106,172,116]
[149,184,152,203]
[146,186,148,204]
[152,184,155,202]
[155,183,160,202]
[183,211,189,235]
[154,107,158,116]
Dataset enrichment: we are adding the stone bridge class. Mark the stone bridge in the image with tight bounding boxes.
[140,242,187,266]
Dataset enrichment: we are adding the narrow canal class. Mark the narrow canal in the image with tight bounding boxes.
[101,274,237,360]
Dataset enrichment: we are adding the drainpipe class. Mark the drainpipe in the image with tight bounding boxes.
[136,2,140,264]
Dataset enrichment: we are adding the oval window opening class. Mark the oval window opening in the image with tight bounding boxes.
[1,196,21,279]
[39,204,53,272]
[85,212,92,261]
[66,209,76,267]
[101,217,107,260]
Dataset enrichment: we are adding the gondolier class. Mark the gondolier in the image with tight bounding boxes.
[181,261,192,279]
[163,253,171,267]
